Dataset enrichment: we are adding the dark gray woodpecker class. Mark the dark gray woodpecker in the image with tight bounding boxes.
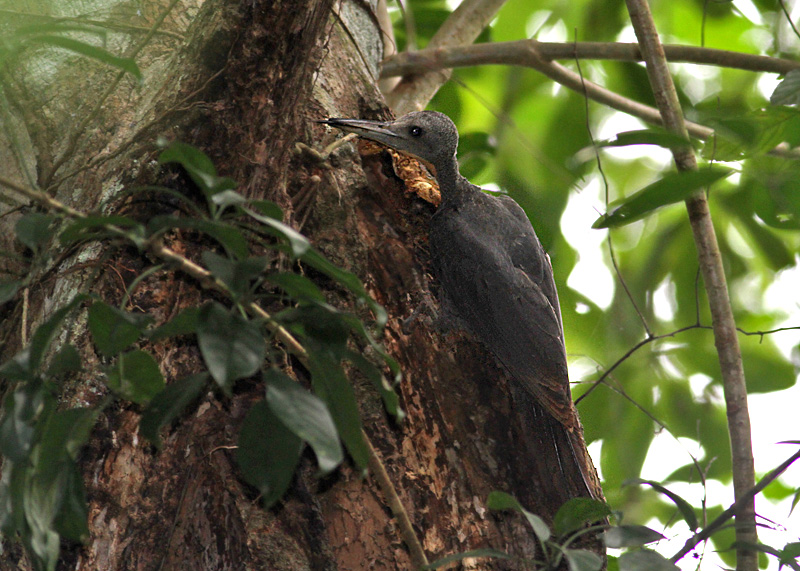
[321,111,596,495]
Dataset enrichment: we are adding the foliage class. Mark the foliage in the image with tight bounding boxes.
[0,143,401,571]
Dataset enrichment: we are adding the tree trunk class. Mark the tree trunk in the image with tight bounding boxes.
[0,1,602,569]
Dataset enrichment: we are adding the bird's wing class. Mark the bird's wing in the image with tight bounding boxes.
[431,194,576,429]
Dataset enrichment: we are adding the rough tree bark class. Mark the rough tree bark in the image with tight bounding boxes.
[0,0,602,569]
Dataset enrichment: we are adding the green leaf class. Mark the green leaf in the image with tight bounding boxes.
[146,307,200,342]
[299,248,387,328]
[45,345,81,379]
[59,215,145,247]
[250,199,283,220]
[28,296,87,373]
[563,548,604,571]
[264,369,344,474]
[279,304,351,347]
[197,302,264,391]
[553,498,611,537]
[625,479,698,531]
[88,301,151,357]
[27,35,141,79]
[604,525,665,548]
[106,350,165,404]
[0,380,47,462]
[487,491,551,541]
[211,189,248,211]
[344,350,404,421]
[618,549,679,571]
[771,69,800,106]
[147,216,249,260]
[423,548,513,569]
[201,252,268,298]
[265,272,327,303]
[306,345,369,472]
[236,401,303,508]
[15,213,56,251]
[140,373,209,448]
[600,129,694,150]
[0,280,20,304]
[592,167,734,228]
[243,207,310,257]
[158,142,237,197]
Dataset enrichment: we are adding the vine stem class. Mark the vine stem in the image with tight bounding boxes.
[0,174,429,569]
[622,1,757,569]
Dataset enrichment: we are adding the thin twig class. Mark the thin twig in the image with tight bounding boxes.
[671,448,800,563]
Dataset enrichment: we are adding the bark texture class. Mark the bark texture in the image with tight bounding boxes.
[0,0,603,569]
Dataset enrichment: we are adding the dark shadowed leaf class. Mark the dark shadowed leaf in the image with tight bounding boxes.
[88,301,151,357]
[140,373,209,448]
[553,498,611,537]
[146,307,201,342]
[0,281,20,304]
[59,215,145,247]
[619,549,679,571]
[197,302,264,391]
[600,129,694,150]
[265,272,327,303]
[15,213,56,251]
[306,345,368,471]
[264,369,344,474]
[605,525,665,548]
[106,350,165,404]
[46,344,81,379]
[771,69,800,106]
[487,491,551,541]
[344,350,404,421]
[626,479,698,531]
[563,548,604,571]
[158,142,237,197]
[236,401,303,508]
[201,252,268,299]
[243,207,310,257]
[0,380,46,462]
[147,216,249,260]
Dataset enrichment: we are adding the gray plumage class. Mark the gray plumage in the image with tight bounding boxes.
[321,111,599,497]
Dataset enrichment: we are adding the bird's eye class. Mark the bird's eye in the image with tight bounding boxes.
[409,126,423,137]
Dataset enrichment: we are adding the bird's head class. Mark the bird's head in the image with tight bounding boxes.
[320,111,459,173]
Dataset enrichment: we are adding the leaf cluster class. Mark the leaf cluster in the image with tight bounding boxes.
[0,143,402,571]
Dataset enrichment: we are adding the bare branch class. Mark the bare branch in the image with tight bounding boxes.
[623,1,757,569]
[381,40,800,78]
[385,0,507,114]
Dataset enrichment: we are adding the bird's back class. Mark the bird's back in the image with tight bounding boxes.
[429,188,577,431]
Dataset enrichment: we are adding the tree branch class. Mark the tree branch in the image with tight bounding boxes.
[671,448,800,563]
[381,40,800,78]
[623,1,758,570]
[385,0,507,114]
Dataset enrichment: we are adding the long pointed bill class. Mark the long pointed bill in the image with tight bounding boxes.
[319,118,403,146]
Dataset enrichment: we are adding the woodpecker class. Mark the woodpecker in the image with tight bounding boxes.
[321,111,601,499]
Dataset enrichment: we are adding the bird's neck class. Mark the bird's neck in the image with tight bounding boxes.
[434,156,473,205]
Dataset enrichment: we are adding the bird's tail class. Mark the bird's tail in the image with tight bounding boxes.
[510,383,604,503]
